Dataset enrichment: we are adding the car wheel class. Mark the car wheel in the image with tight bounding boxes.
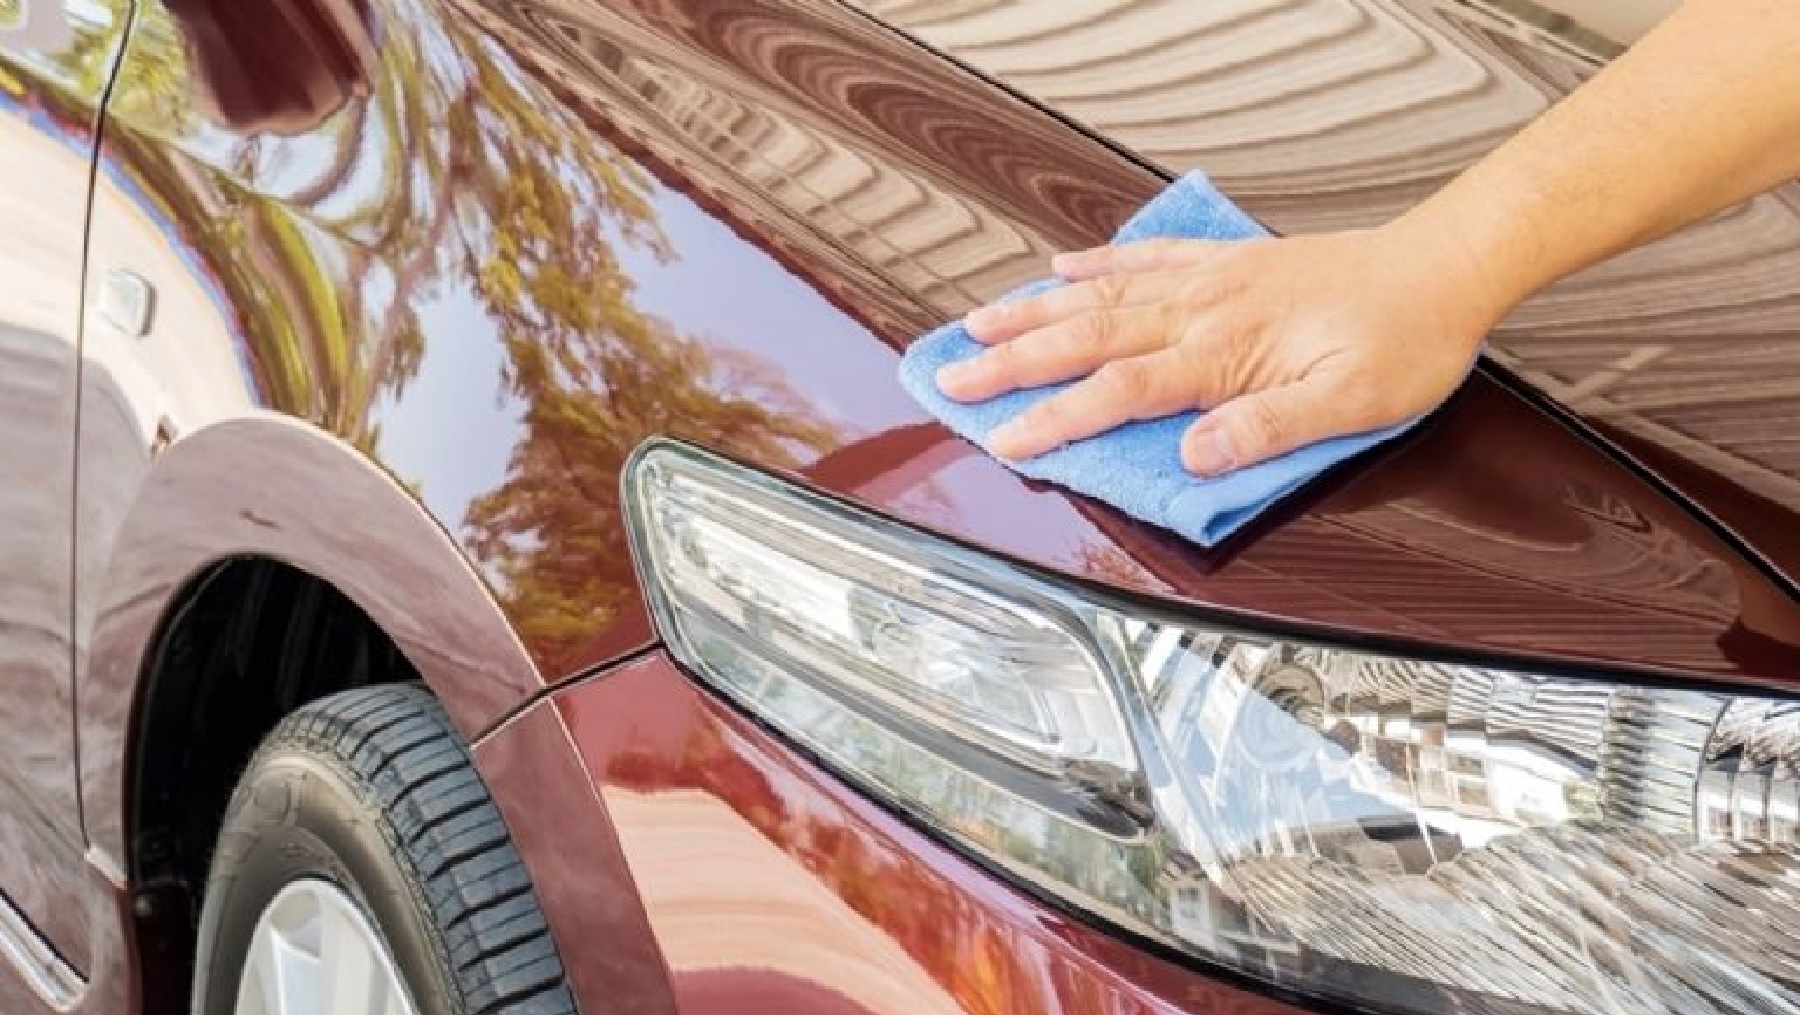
[192,684,577,1015]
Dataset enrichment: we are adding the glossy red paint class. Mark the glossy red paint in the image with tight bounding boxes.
[76,418,544,869]
[454,0,1800,687]
[80,0,1795,729]
[537,651,1316,1015]
[0,0,1789,1009]
[857,0,1800,579]
[471,687,679,1015]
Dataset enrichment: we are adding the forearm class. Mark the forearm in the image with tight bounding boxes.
[1388,0,1800,325]
[959,0,1800,472]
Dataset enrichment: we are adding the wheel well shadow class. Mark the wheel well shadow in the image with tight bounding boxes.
[126,556,419,1012]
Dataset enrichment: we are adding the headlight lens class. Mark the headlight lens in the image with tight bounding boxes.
[625,439,1800,1015]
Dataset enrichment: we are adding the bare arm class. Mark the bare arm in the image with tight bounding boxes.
[942,0,1800,475]
[1400,0,1800,324]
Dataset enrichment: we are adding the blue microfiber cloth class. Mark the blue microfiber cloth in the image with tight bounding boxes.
[899,170,1430,547]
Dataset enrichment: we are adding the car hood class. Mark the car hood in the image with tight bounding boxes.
[468,0,1800,689]
[850,0,1800,602]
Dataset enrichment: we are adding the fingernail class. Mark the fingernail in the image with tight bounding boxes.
[965,305,1006,334]
[1050,251,1088,276]
[988,420,1031,459]
[936,360,976,391]
[1185,426,1237,476]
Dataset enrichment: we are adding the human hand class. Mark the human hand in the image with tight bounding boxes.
[935,227,1503,476]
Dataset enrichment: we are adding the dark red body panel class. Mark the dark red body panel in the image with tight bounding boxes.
[471,681,679,1015]
[443,0,1800,687]
[73,0,1800,777]
[856,0,1800,586]
[0,0,1790,1010]
[88,0,1798,717]
[483,652,1317,1015]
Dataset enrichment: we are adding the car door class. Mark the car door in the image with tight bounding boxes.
[0,0,127,986]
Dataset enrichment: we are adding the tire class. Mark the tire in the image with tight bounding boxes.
[192,684,577,1015]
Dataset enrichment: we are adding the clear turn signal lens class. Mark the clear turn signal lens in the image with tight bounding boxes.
[624,439,1144,833]
[624,439,1800,1015]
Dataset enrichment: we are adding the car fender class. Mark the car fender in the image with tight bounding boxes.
[76,412,542,870]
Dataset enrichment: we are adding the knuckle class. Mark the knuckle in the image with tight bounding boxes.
[1090,359,1150,402]
[1242,396,1288,451]
[1173,321,1241,384]
[1196,312,1245,351]
[1071,311,1116,349]
[1089,273,1130,307]
[1167,341,1222,397]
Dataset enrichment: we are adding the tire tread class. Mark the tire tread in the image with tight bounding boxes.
[265,685,577,1015]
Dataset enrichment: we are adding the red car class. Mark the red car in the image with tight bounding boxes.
[1,0,1797,1013]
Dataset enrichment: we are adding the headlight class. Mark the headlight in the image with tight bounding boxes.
[624,438,1800,1015]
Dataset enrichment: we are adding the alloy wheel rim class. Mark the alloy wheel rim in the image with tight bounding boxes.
[234,878,419,1015]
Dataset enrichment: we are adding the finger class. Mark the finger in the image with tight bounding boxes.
[1052,238,1232,281]
[939,305,1173,403]
[987,346,1200,460]
[1181,376,1387,477]
[964,271,1174,344]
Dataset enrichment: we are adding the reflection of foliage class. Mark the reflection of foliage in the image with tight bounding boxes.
[466,319,834,671]
[91,0,836,670]
[420,9,836,669]
[105,0,188,126]
[35,0,128,100]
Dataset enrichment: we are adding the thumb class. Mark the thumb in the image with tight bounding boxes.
[1181,378,1375,477]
